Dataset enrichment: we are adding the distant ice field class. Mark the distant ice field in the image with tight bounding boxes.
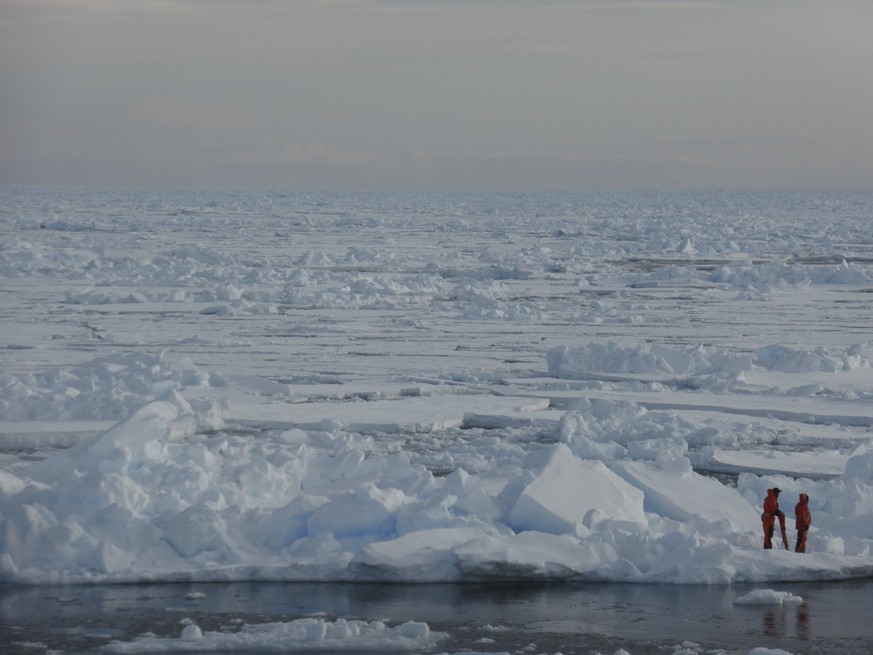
[3,188,873,380]
[1,187,872,587]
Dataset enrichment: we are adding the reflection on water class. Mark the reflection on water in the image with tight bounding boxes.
[1,578,872,654]
[762,601,811,640]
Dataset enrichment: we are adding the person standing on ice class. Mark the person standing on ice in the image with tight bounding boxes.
[762,487,788,550]
[794,493,811,553]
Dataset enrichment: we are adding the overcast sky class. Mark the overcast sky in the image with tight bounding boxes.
[2,0,872,190]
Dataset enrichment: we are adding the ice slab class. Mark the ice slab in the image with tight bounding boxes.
[696,448,849,479]
[506,380,873,428]
[612,459,761,532]
[217,375,439,402]
[231,394,551,433]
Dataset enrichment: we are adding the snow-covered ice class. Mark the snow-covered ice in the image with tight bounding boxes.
[1,188,872,601]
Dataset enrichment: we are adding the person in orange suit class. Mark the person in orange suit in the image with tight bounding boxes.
[762,487,788,550]
[794,493,811,553]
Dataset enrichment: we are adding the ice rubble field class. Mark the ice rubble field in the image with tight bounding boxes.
[1,187,873,595]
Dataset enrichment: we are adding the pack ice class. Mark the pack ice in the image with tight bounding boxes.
[2,188,873,586]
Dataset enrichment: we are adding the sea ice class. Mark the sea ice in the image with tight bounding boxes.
[1,188,872,589]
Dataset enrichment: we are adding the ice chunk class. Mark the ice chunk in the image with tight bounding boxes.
[734,589,803,605]
[509,444,646,534]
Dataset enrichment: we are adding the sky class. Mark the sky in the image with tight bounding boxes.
[2,0,872,190]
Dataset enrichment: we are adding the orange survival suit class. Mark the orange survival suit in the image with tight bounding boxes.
[762,487,788,550]
[794,493,811,553]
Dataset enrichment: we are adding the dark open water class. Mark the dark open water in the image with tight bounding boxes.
[2,579,872,654]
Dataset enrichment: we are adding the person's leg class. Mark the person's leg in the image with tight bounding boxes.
[795,529,807,553]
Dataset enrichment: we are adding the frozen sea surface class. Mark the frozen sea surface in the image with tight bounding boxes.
[1,188,873,651]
